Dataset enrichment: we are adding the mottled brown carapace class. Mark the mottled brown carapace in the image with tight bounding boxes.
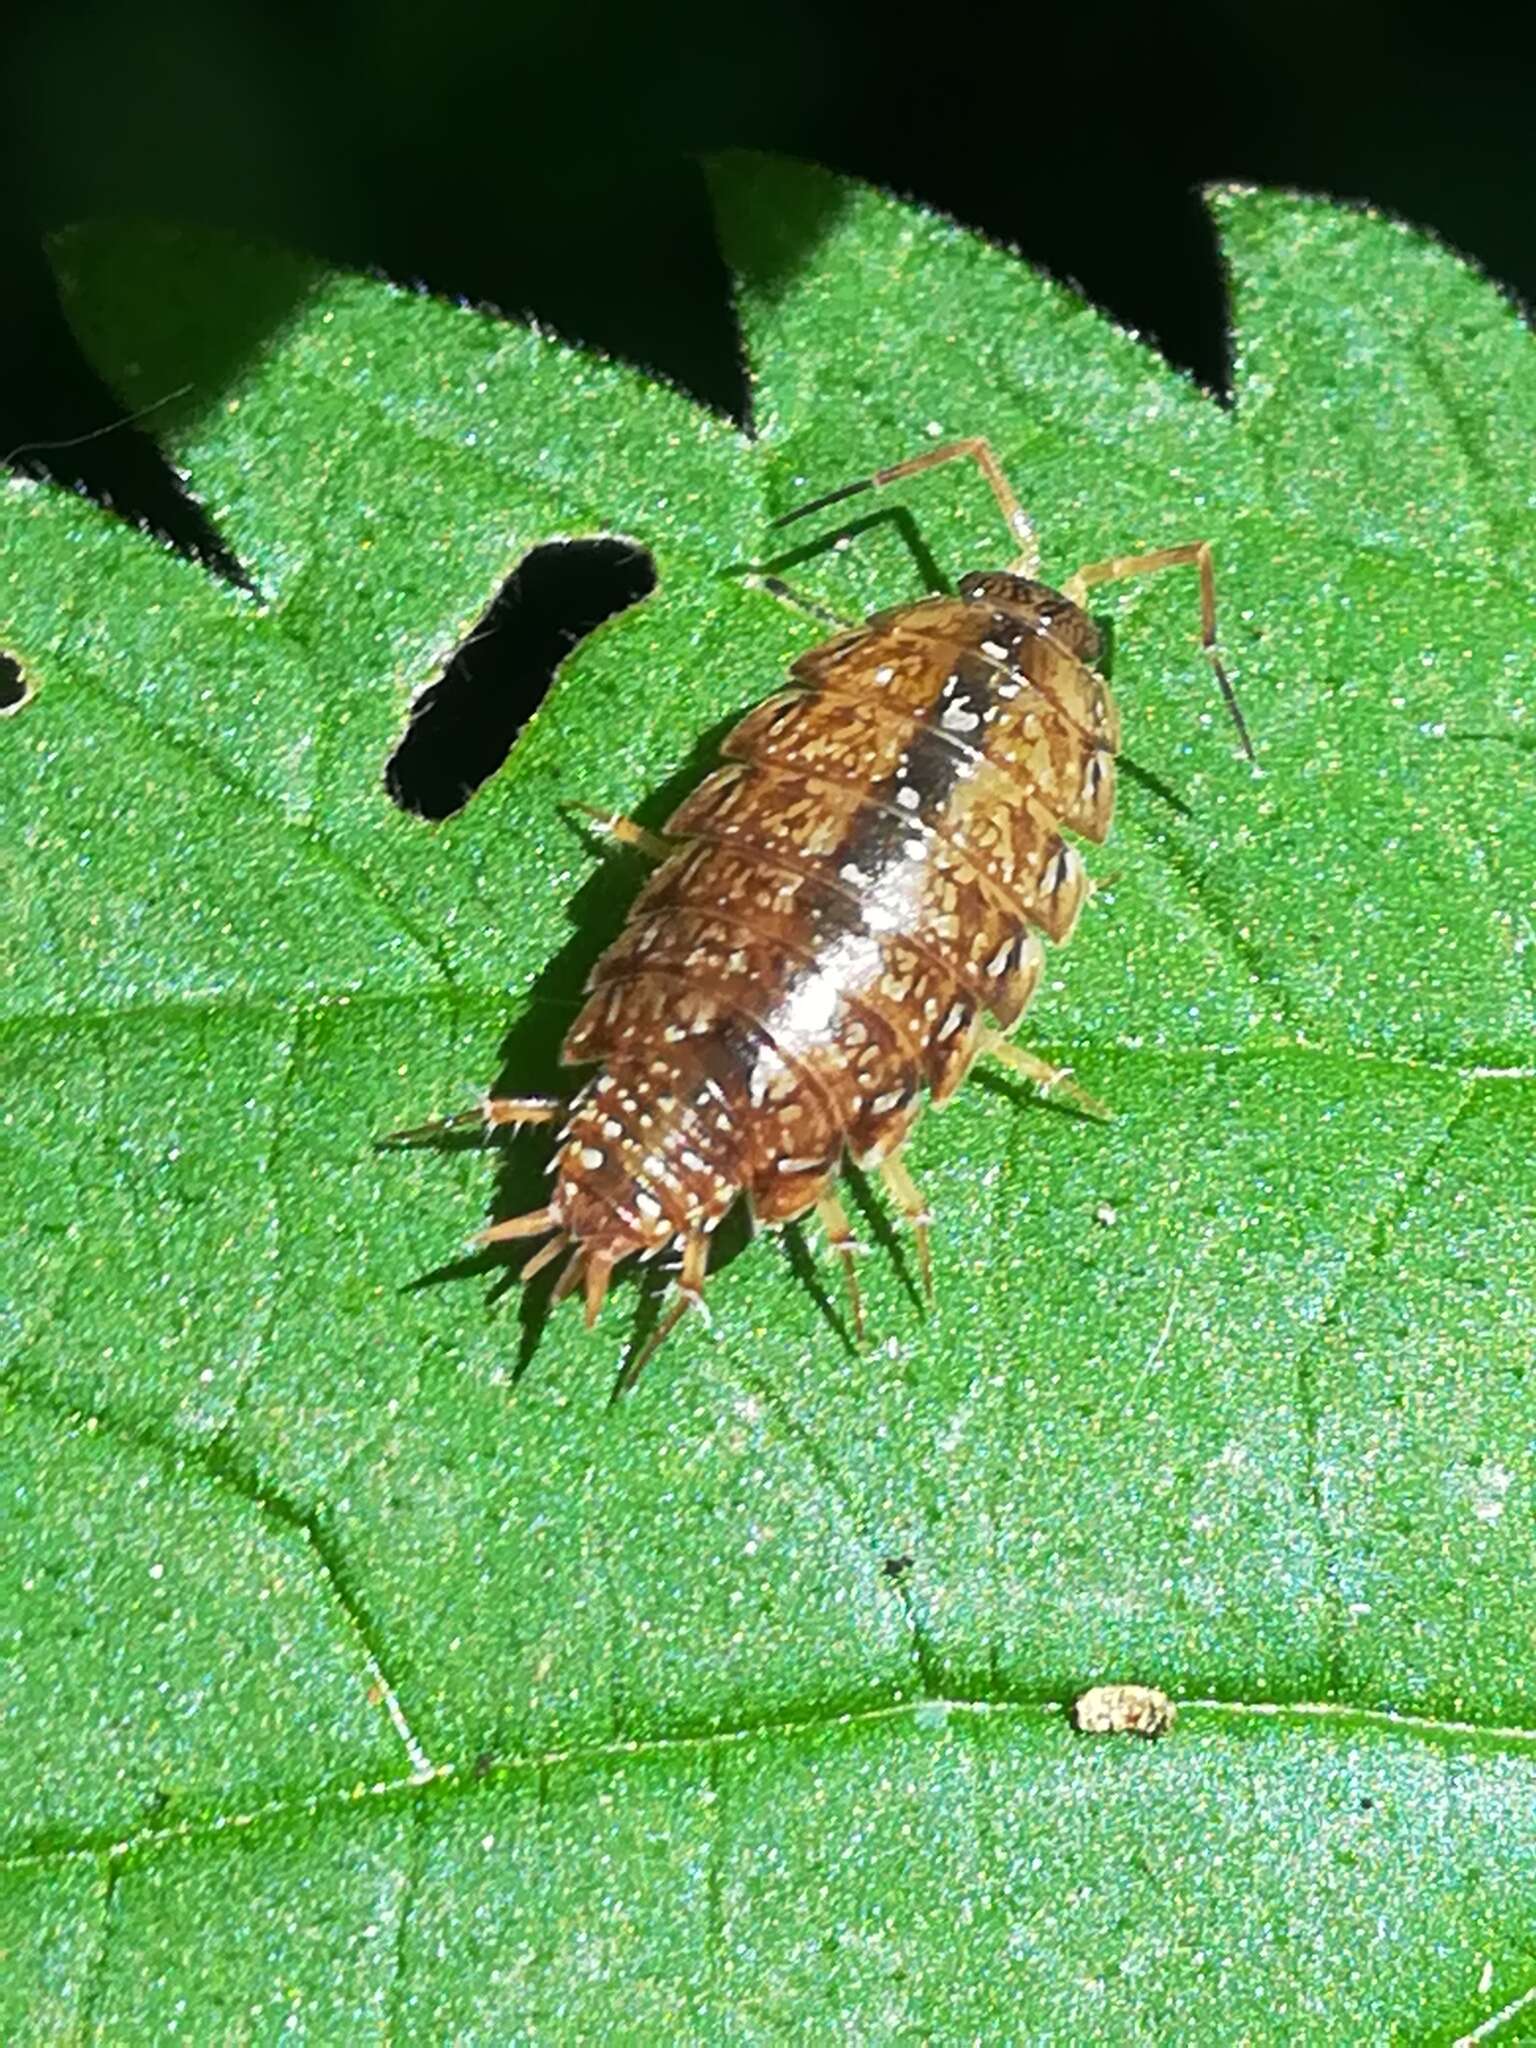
[393,439,1251,1397]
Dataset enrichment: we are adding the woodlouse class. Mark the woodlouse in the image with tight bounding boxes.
[393,439,1251,1397]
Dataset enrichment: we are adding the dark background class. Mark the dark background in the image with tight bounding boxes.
[1,0,1530,558]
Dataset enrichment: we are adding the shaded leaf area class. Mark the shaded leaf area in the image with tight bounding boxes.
[1,158,1533,2035]
[6,1706,1536,2044]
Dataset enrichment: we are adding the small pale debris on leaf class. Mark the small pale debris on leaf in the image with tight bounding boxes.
[1094,1201,1118,1227]
[1070,1683,1177,1739]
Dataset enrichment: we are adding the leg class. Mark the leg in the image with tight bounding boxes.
[519,1233,573,1286]
[382,1094,561,1145]
[1061,541,1254,762]
[814,1188,866,1340]
[769,437,1040,577]
[475,1205,560,1248]
[980,1032,1112,1122]
[548,1243,585,1303]
[879,1153,933,1303]
[570,802,672,862]
[610,1230,710,1403]
[745,572,856,633]
[583,1250,616,1329]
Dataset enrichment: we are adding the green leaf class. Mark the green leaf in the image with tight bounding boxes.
[2,154,1533,2041]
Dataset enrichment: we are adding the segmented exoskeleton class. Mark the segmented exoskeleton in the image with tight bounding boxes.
[391,439,1251,1397]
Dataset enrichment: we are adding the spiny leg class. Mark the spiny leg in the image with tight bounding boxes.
[548,1245,585,1306]
[583,1251,616,1330]
[610,1230,709,1404]
[814,1188,866,1342]
[1060,540,1254,762]
[569,802,672,862]
[879,1153,933,1304]
[980,1032,1112,1122]
[769,437,1040,578]
[475,1205,561,1249]
[518,1232,572,1286]
[382,1095,561,1145]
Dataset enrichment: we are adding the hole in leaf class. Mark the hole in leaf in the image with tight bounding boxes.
[0,652,30,715]
[385,537,656,822]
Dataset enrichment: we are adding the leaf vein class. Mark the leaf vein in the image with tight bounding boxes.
[9,1690,1536,1880]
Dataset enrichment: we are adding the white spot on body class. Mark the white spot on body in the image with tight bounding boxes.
[633,1190,664,1221]
[778,971,840,1038]
[896,784,922,811]
[941,703,981,733]
[579,1146,606,1171]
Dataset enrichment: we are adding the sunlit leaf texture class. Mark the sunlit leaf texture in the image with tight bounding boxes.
[2,154,1534,2042]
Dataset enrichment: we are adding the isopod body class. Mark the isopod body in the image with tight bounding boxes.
[399,439,1249,1393]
